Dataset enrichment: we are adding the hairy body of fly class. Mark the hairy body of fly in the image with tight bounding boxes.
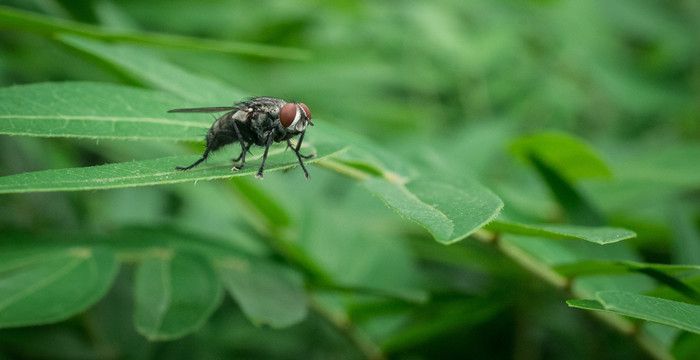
[169,96,314,178]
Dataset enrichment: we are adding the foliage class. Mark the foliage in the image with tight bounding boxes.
[1,1,699,359]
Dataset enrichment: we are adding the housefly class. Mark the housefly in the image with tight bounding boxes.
[169,97,314,179]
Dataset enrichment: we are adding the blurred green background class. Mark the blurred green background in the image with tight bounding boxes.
[1,0,699,359]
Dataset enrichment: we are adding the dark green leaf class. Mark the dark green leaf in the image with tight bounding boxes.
[364,177,503,244]
[487,219,636,244]
[0,82,205,140]
[568,291,700,334]
[216,258,307,328]
[134,251,223,340]
[0,138,345,193]
[0,246,118,328]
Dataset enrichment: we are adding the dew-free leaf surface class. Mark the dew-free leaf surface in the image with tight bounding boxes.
[487,220,636,244]
[364,177,503,244]
[0,82,206,140]
[134,251,223,340]
[0,246,118,328]
[0,139,344,193]
[568,291,700,334]
[216,258,307,328]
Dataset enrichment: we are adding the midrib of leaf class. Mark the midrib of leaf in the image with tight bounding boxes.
[0,256,85,312]
[398,183,455,235]
[0,114,208,128]
[0,252,74,273]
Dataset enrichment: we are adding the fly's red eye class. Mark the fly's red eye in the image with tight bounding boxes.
[279,103,297,128]
[299,103,311,120]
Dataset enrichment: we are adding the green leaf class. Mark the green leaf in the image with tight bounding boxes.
[216,258,307,328]
[555,260,700,301]
[59,35,245,104]
[555,260,700,278]
[486,219,636,244]
[529,154,605,226]
[568,291,700,334]
[134,251,223,340]
[0,5,309,60]
[0,139,345,193]
[364,177,503,244]
[509,132,612,181]
[0,82,206,141]
[0,246,118,328]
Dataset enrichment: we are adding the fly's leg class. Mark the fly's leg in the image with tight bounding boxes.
[290,131,315,159]
[176,148,210,171]
[256,132,274,179]
[287,138,310,179]
[230,118,248,159]
[231,142,252,170]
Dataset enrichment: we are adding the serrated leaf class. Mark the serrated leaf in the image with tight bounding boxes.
[0,138,345,193]
[0,246,118,328]
[134,251,223,340]
[364,177,503,244]
[216,258,307,328]
[568,291,700,334]
[0,82,206,140]
[487,220,636,244]
[0,5,309,60]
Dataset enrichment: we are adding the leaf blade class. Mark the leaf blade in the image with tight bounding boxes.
[364,177,503,244]
[0,139,345,193]
[486,220,636,244]
[216,258,308,328]
[0,246,118,328]
[568,291,700,334]
[134,251,223,340]
[0,82,206,141]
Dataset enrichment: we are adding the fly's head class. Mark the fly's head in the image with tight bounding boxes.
[279,102,313,133]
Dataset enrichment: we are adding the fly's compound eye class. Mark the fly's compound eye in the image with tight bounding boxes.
[299,103,311,120]
[279,103,298,128]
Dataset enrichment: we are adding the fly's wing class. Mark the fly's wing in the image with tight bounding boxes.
[168,106,236,113]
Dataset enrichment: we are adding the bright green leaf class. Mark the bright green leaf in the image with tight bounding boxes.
[568,291,700,334]
[487,220,636,244]
[216,258,307,328]
[0,139,345,193]
[364,177,503,244]
[0,82,206,141]
[134,251,223,340]
[0,246,118,328]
